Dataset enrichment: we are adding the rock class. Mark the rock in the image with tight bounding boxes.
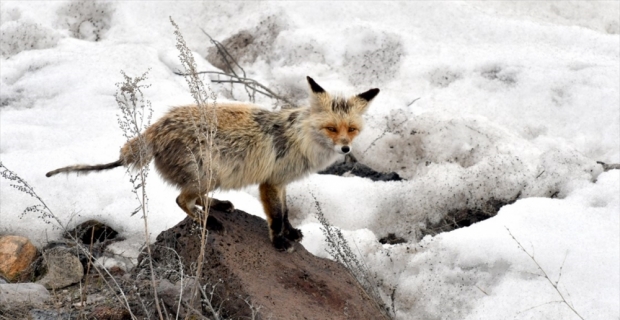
[30,309,64,320]
[0,283,50,306]
[0,235,39,282]
[206,30,254,73]
[598,161,620,171]
[319,159,403,182]
[157,278,198,318]
[379,233,407,245]
[37,247,84,289]
[144,208,388,319]
[205,15,285,74]
[89,306,131,320]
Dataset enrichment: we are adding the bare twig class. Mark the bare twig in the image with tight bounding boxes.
[313,192,391,319]
[243,297,262,320]
[363,117,408,155]
[199,282,222,320]
[173,70,298,108]
[406,97,421,107]
[475,285,488,296]
[516,300,565,316]
[506,227,585,320]
[171,27,297,108]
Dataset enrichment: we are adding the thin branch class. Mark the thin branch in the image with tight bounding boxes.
[506,227,585,320]
[363,117,408,155]
[556,251,569,286]
[200,27,246,80]
[406,97,421,107]
[516,300,564,316]
[174,70,298,108]
[475,285,488,296]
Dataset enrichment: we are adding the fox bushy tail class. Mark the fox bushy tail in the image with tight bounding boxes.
[46,136,152,177]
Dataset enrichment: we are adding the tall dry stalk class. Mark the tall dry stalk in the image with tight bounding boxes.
[312,192,391,319]
[169,17,219,312]
[115,70,164,319]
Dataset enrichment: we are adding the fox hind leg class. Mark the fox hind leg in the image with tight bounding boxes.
[176,189,224,231]
[176,189,202,220]
[196,197,235,213]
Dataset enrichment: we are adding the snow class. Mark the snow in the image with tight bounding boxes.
[1,1,618,319]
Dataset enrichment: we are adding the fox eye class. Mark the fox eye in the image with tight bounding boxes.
[348,127,358,133]
[325,127,337,132]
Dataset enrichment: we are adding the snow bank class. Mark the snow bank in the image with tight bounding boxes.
[300,170,619,319]
[1,1,618,319]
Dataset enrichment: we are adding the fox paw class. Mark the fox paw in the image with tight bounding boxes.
[284,228,303,242]
[191,207,205,220]
[272,235,294,252]
[210,199,235,213]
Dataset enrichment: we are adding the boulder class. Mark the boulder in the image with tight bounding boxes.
[319,159,403,182]
[0,282,50,307]
[0,235,39,282]
[37,247,84,289]
[145,208,388,319]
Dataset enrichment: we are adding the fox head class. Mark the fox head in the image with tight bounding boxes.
[305,76,379,155]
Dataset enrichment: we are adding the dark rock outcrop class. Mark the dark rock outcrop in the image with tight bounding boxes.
[319,160,403,182]
[144,208,387,319]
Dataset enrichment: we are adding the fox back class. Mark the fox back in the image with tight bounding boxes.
[132,77,379,192]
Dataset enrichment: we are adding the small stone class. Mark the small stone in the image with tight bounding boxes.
[0,235,39,282]
[30,309,62,320]
[157,278,198,318]
[86,293,106,305]
[0,283,50,306]
[90,306,131,320]
[37,247,84,289]
[156,279,177,306]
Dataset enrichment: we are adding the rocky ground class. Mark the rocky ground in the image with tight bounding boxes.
[0,160,399,320]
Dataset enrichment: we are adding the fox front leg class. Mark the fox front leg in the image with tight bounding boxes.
[281,188,303,242]
[259,183,294,252]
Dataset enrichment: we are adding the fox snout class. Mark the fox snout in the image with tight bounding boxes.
[334,144,351,154]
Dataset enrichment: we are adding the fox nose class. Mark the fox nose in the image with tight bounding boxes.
[341,146,350,154]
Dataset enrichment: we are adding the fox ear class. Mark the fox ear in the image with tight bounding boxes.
[307,76,326,94]
[307,76,331,113]
[357,88,380,102]
[351,88,380,114]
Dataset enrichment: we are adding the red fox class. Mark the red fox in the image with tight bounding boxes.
[46,77,379,251]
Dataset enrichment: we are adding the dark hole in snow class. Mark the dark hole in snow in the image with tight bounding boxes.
[379,233,406,245]
[64,219,119,245]
[419,198,516,239]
